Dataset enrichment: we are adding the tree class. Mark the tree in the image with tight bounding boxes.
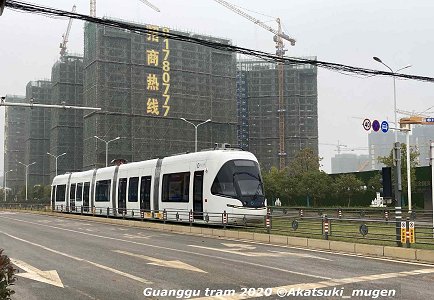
[334,174,364,207]
[0,249,16,299]
[287,148,321,177]
[297,171,332,207]
[378,143,419,197]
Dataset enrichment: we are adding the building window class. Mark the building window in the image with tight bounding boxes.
[95,180,111,202]
[128,177,139,202]
[162,172,190,202]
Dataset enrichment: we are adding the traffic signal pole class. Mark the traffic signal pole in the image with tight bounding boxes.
[394,142,403,246]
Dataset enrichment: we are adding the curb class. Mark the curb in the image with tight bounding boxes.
[4,209,434,264]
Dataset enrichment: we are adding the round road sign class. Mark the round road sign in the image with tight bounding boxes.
[372,120,380,132]
[381,121,389,133]
[363,119,371,131]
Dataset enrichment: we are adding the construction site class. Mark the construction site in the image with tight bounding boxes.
[49,54,84,177]
[82,21,237,169]
[237,59,318,170]
[4,0,319,191]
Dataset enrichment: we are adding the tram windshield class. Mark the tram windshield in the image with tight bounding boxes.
[211,159,265,208]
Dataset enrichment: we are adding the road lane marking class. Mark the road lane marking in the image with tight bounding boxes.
[114,250,207,273]
[189,244,331,261]
[0,231,152,285]
[193,267,434,299]
[221,243,256,250]
[0,215,330,280]
[11,258,64,288]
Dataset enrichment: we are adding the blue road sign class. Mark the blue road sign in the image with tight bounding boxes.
[372,120,380,132]
[381,121,389,133]
[426,118,434,123]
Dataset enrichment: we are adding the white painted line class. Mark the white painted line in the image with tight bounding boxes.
[189,245,331,261]
[0,216,330,280]
[193,267,434,299]
[11,258,64,288]
[114,250,207,273]
[1,231,152,285]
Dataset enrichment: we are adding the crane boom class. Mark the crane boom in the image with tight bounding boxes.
[213,0,295,45]
[60,5,76,57]
[90,0,96,17]
[138,0,160,12]
[213,0,296,170]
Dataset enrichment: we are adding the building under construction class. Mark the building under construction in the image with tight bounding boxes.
[25,80,52,186]
[82,21,236,168]
[237,59,318,170]
[49,54,84,179]
[4,95,27,194]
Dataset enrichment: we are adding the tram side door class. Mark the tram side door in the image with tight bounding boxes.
[118,178,127,214]
[140,176,151,212]
[193,171,204,220]
[83,182,90,212]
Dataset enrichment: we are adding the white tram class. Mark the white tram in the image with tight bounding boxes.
[51,148,267,222]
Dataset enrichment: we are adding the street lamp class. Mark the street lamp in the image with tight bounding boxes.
[94,136,120,167]
[3,169,13,202]
[47,152,67,177]
[17,161,36,201]
[372,57,411,142]
[180,118,211,152]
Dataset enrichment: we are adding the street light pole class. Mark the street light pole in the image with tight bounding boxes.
[4,169,13,202]
[17,161,36,201]
[94,136,120,167]
[47,152,67,177]
[373,57,411,143]
[180,118,211,152]
[373,58,412,209]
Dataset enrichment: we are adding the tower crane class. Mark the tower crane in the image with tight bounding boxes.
[90,0,160,17]
[59,5,76,58]
[213,0,296,170]
[319,141,348,155]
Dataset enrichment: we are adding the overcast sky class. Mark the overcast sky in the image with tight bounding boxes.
[1,0,434,173]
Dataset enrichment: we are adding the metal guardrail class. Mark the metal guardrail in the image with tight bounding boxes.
[1,204,433,249]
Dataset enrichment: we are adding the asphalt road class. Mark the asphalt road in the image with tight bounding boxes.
[1,211,434,300]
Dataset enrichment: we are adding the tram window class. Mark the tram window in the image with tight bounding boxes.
[140,176,152,209]
[162,172,190,202]
[70,184,76,200]
[118,178,127,203]
[95,180,111,202]
[76,183,83,202]
[55,185,66,202]
[128,177,139,202]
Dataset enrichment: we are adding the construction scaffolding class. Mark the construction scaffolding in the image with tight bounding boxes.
[25,80,53,186]
[49,54,84,179]
[83,21,237,168]
[4,95,26,194]
[237,59,318,170]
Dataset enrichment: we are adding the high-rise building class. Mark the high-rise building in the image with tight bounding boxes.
[411,125,434,167]
[236,59,318,170]
[25,80,52,186]
[82,22,237,169]
[49,55,84,178]
[4,95,27,194]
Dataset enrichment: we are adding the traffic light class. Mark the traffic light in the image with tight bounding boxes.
[380,167,392,199]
